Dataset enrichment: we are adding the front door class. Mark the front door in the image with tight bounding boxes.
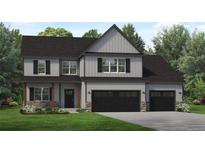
[64,89,74,108]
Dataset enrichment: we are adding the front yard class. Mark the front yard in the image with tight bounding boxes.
[190,104,205,114]
[0,107,153,131]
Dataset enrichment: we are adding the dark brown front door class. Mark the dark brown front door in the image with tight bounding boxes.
[64,89,74,108]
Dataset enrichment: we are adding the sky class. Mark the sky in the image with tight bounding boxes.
[4,22,205,49]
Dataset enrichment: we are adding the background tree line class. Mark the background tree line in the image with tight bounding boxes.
[0,23,205,104]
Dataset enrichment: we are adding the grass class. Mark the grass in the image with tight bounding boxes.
[0,107,153,131]
[190,104,205,114]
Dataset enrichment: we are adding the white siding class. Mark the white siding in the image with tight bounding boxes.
[84,55,142,77]
[79,57,85,77]
[146,84,183,102]
[24,58,59,76]
[87,28,140,53]
[86,82,146,103]
[81,81,86,108]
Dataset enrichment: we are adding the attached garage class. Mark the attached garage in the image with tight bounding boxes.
[149,91,175,111]
[92,90,140,112]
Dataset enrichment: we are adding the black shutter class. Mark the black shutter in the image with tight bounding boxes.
[50,88,52,101]
[126,59,130,73]
[98,58,102,72]
[46,60,50,74]
[33,60,38,74]
[30,87,34,101]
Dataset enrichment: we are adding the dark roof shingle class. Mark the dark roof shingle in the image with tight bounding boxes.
[21,36,97,57]
[143,55,183,83]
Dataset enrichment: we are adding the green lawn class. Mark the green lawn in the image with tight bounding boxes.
[190,104,205,114]
[0,107,153,131]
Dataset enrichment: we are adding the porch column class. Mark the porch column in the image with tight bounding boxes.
[23,82,27,106]
[51,83,54,102]
[77,83,81,108]
[51,83,55,107]
[81,81,86,108]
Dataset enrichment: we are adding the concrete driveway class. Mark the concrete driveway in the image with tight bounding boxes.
[98,112,205,131]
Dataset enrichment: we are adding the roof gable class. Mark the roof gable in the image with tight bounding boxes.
[86,24,142,54]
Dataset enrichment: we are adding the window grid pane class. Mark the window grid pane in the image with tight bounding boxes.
[38,60,45,74]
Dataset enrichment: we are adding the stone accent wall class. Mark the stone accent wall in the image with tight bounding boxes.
[85,101,92,111]
[140,101,147,112]
[26,101,57,108]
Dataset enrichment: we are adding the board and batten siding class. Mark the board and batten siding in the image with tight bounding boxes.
[84,55,142,77]
[79,57,85,77]
[24,58,59,76]
[146,83,183,103]
[86,27,140,53]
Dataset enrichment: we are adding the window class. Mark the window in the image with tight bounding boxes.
[118,59,126,72]
[110,59,118,72]
[62,61,77,75]
[34,88,50,101]
[102,59,109,72]
[62,61,69,74]
[38,60,46,74]
[101,58,126,73]
[70,61,77,75]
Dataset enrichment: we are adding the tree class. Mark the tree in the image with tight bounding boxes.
[179,31,205,98]
[122,23,145,51]
[0,23,22,101]
[83,29,101,38]
[38,27,73,37]
[153,25,190,69]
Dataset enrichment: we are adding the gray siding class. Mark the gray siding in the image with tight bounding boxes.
[146,83,183,102]
[79,57,85,77]
[84,55,142,77]
[87,27,140,53]
[24,58,59,76]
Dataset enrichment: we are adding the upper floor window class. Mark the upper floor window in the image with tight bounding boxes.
[38,60,46,74]
[33,60,50,75]
[62,61,77,75]
[100,58,127,73]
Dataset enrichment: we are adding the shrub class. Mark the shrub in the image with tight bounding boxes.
[56,108,69,114]
[76,108,89,113]
[193,99,201,105]
[176,102,191,112]
[9,101,19,107]
[20,105,36,114]
[20,105,69,114]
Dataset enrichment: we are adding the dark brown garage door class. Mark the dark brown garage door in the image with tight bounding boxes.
[149,91,175,111]
[92,90,140,112]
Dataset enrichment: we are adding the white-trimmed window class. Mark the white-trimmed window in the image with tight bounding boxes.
[102,58,126,73]
[62,61,77,75]
[118,59,126,72]
[110,59,118,72]
[102,59,109,72]
[34,88,50,101]
[38,60,46,74]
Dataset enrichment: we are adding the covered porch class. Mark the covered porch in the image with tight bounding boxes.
[23,76,82,108]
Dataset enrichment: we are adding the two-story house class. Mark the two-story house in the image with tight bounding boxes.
[21,24,183,112]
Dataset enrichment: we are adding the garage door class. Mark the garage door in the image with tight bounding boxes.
[149,91,175,111]
[92,91,140,112]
